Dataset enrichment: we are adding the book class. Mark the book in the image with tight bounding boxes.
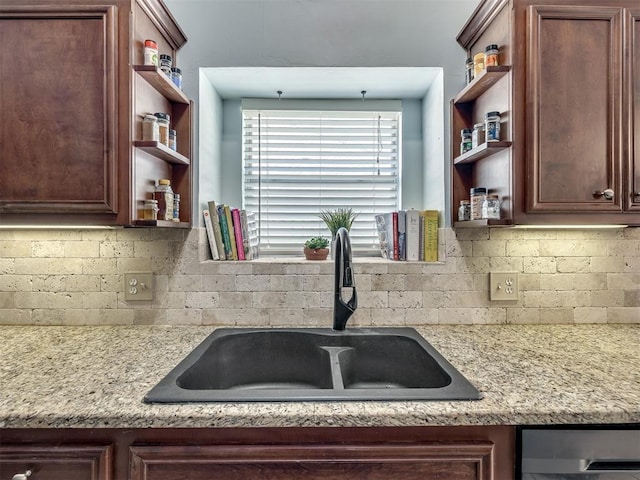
[392,211,399,261]
[223,205,238,260]
[207,201,226,260]
[231,208,245,260]
[246,211,259,259]
[217,205,233,260]
[405,209,421,261]
[397,210,406,261]
[374,213,394,260]
[239,209,252,260]
[203,210,220,260]
[422,210,439,262]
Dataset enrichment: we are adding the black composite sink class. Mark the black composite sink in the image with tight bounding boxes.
[144,328,481,402]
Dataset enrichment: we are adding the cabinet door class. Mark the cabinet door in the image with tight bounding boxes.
[629,9,640,210]
[130,443,494,480]
[0,5,118,217]
[526,5,624,212]
[0,444,112,480]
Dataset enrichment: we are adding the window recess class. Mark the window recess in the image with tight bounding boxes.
[242,100,402,255]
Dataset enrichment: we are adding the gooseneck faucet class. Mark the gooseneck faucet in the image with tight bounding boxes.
[333,227,357,330]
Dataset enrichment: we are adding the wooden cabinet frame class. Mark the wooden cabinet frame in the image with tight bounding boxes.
[454,0,640,226]
[0,426,516,480]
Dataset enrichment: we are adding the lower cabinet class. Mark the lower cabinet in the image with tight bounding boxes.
[0,444,112,480]
[130,443,495,480]
[0,426,515,480]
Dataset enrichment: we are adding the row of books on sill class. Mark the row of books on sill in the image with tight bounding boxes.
[203,201,259,261]
[375,210,439,262]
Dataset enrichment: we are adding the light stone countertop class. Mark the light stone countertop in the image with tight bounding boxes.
[0,324,638,429]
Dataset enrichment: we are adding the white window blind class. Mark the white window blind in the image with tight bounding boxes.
[242,104,401,255]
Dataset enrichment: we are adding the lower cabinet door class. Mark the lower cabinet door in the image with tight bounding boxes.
[0,445,112,480]
[130,443,494,480]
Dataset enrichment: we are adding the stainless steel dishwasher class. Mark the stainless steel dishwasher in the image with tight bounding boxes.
[519,426,640,479]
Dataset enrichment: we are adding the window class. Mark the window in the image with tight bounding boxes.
[242,100,402,255]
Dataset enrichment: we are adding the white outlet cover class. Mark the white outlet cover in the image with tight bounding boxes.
[490,272,519,301]
[124,272,154,301]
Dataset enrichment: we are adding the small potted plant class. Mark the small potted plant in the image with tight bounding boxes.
[318,207,359,238]
[303,237,330,260]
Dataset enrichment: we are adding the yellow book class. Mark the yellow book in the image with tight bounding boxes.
[223,205,238,260]
[422,210,438,262]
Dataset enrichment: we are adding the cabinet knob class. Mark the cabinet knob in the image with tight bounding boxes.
[593,188,614,200]
[12,471,32,480]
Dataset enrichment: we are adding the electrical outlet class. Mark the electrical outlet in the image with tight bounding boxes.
[490,272,519,301]
[124,272,153,301]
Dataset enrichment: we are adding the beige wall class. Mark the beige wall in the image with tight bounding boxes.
[0,227,638,325]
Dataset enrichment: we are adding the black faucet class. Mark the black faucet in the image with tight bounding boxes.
[333,227,357,330]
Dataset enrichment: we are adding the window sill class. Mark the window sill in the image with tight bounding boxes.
[201,256,444,265]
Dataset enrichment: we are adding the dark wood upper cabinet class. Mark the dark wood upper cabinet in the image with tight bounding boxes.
[0,5,118,222]
[629,9,640,211]
[527,5,623,213]
[0,0,192,227]
[454,0,640,226]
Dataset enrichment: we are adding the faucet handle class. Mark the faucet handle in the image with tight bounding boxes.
[343,266,354,287]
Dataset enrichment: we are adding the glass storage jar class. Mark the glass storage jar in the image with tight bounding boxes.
[154,179,174,221]
[142,114,159,142]
[458,200,471,222]
[143,39,158,66]
[460,128,472,154]
[481,194,501,220]
[142,199,159,221]
[485,111,501,142]
[154,112,170,146]
[485,44,499,67]
[472,123,485,148]
[465,57,474,84]
[470,187,487,220]
[473,51,485,77]
[159,54,172,77]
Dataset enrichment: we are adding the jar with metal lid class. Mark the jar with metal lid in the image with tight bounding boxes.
[473,51,485,77]
[142,199,159,221]
[171,67,182,90]
[159,54,172,76]
[485,111,501,142]
[460,128,472,154]
[168,129,177,151]
[142,114,159,142]
[470,187,487,220]
[172,193,180,222]
[472,122,485,148]
[458,200,471,222]
[154,179,174,221]
[485,44,499,67]
[481,194,501,220]
[154,112,170,146]
[465,57,474,84]
[143,39,158,66]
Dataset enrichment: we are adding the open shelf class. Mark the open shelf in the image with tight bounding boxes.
[453,66,511,104]
[453,219,512,228]
[133,141,190,165]
[133,219,190,228]
[453,141,512,165]
[134,65,189,104]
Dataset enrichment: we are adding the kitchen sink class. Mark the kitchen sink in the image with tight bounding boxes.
[144,328,481,402]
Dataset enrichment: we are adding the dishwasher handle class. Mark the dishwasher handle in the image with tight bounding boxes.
[523,458,640,475]
[587,460,640,471]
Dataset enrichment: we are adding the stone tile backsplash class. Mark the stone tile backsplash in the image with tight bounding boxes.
[0,226,638,325]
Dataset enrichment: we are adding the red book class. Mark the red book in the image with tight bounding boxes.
[392,211,399,261]
[231,208,245,260]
